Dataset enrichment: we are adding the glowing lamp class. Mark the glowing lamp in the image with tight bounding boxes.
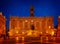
[51,31,54,36]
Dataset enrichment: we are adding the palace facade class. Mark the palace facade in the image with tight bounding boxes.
[9,6,55,38]
[0,12,6,36]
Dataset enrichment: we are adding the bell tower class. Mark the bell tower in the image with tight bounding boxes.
[30,6,34,17]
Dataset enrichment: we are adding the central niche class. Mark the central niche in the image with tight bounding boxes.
[31,24,34,30]
[30,20,35,30]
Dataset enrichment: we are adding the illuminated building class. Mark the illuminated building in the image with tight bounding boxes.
[57,16,60,37]
[0,12,6,37]
[44,16,54,36]
[9,6,54,38]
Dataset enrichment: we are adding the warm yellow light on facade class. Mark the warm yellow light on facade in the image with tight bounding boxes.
[22,37,24,41]
[9,29,14,37]
[40,32,42,34]
[8,31,13,36]
[16,37,19,40]
[27,30,39,37]
[31,20,33,22]
[16,31,18,34]
[27,30,32,36]
[51,31,54,36]
[49,26,51,29]
[46,31,48,33]
[15,27,17,30]
[22,32,24,35]
[34,31,38,36]
[25,20,28,22]
[46,37,48,40]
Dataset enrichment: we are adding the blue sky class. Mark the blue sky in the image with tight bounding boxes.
[0,0,60,29]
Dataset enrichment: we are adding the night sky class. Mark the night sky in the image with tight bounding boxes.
[0,0,60,30]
